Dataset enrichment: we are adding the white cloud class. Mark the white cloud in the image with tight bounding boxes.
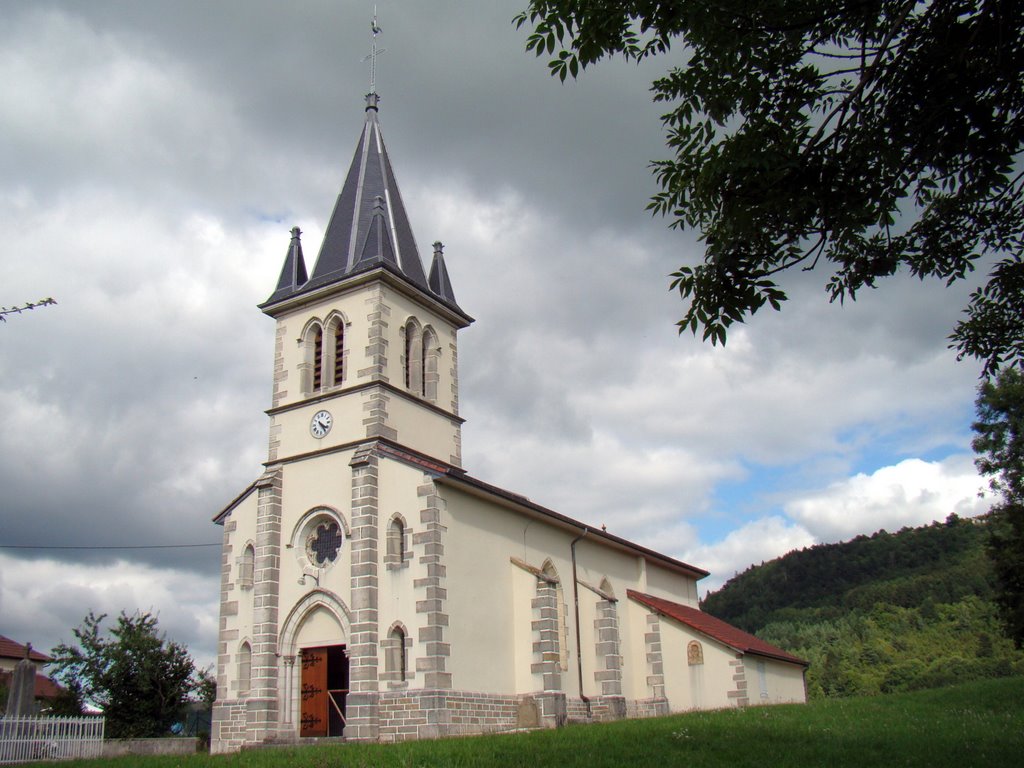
[685,517,816,595]
[784,455,992,542]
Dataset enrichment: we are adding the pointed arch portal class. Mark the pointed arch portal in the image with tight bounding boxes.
[279,591,352,738]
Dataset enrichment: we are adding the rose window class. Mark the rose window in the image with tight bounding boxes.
[306,521,343,566]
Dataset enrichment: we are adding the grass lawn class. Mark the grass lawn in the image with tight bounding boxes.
[36,676,1024,767]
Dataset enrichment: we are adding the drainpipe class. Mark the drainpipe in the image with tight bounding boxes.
[570,527,590,714]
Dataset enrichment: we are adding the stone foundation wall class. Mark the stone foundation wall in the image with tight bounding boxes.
[211,700,248,755]
[626,696,670,719]
[218,690,676,751]
[565,697,589,722]
[378,689,520,742]
[590,695,627,722]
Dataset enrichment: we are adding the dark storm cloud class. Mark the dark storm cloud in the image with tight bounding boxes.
[0,1,991,661]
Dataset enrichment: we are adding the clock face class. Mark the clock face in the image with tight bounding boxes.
[310,410,333,438]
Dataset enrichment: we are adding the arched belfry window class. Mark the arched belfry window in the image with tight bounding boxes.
[322,312,348,389]
[300,320,326,397]
[403,319,423,394]
[421,326,439,402]
[312,326,324,391]
[333,321,345,386]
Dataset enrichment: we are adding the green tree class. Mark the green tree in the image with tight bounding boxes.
[50,612,199,738]
[973,367,1024,646]
[515,1,1024,375]
[44,679,85,717]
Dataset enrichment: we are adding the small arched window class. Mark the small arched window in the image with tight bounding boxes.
[421,327,439,402]
[386,626,407,682]
[238,641,252,696]
[386,516,406,567]
[239,543,255,590]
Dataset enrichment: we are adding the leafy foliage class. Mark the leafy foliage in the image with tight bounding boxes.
[973,367,1024,646]
[701,516,1023,697]
[50,612,199,738]
[515,1,1024,375]
[702,515,993,631]
[43,679,86,717]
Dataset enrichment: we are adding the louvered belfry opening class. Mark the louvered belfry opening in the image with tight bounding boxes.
[333,323,344,386]
[313,327,323,391]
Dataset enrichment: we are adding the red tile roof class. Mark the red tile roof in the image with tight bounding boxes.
[0,670,64,700]
[627,590,809,667]
[0,635,50,663]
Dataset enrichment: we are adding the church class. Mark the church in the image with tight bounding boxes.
[210,87,807,753]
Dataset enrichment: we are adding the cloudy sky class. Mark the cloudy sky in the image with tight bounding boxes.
[0,0,994,670]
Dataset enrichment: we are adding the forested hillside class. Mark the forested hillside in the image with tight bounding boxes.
[700,515,1024,698]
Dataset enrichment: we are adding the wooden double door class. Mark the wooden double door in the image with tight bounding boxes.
[300,645,349,737]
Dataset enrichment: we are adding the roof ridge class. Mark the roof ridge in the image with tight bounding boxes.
[626,590,809,666]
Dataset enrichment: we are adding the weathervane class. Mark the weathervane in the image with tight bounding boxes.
[363,6,386,94]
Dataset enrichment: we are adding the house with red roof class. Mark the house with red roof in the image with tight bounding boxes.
[0,635,64,709]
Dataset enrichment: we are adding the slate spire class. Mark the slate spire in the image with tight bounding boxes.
[265,226,308,305]
[261,94,468,320]
[302,92,429,292]
[428,241,458,305]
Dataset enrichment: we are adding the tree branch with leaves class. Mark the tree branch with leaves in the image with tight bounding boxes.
[0,297,57,322]
[515,0,1024,375]
[973,367,1024,647]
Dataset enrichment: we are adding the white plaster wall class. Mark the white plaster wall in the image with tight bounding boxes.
[572,541,664,700]
[294,605,346,648]
[277,452,356,628]
[511,566,541,693]
[384,395,461,460]
[576,587,598,699]
[751,656,807,704]
[440,488,524,695]
[377,459,429,680]
[275,396,365,456]
[440,484,705,700]
[646,563,700,607]
[620,586,658,701]
[221,491,258,698]
[660,620,740,711]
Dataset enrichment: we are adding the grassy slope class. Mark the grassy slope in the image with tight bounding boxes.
[39,677,1024,768]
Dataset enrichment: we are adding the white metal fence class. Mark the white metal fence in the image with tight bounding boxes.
[0,716,105,764]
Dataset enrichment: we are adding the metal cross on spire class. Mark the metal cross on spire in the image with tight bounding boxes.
[363,6,386,94]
